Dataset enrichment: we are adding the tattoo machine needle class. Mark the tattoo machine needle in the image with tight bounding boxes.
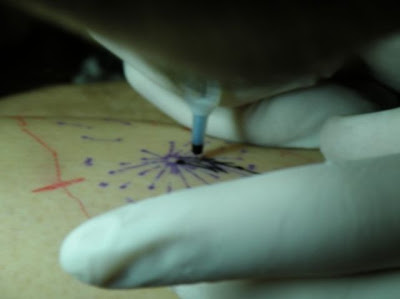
[183,80,221,156]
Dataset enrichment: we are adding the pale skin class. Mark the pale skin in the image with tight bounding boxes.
[0,83,323,298]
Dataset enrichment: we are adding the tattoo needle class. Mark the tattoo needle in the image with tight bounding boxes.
[183,80,221,156]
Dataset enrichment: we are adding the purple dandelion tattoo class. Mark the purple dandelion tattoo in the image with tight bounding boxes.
[98,141,258,193]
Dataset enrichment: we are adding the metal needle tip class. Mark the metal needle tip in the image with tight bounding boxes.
[192,144,203,156]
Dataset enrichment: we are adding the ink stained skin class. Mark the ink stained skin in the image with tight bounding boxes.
[88,141,258,193]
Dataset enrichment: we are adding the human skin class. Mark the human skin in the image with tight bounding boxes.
[0,86,323,298]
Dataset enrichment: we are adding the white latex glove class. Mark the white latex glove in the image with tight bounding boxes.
[59,34,400,299]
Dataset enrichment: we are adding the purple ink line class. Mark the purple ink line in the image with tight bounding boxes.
[167,141,175,155]
[220,165,251,177]
[196,168,220,179]
[215,156,244,161]
[140,149,163,158]
[81,135,123,142]
[103,118,132,126]
[138,165,162,176]
[109,160,162,175]
[182,167,209,184]
[176,168,190,188]
[57,121,92,129]
[147,165,169,189]
[140,157,165,163]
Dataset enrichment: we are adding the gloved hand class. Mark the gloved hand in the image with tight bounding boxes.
[59,33,400,299]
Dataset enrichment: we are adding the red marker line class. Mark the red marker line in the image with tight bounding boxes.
[21,127,62,181]
[14,116,90,218]
[32,177,85,192]
[64,188,90,219]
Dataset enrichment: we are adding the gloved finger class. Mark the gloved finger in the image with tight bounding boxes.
[363,33,400,93]
[321,107,400,161]
[59,153,400,288]
[124,62,376,148]
[174,269,400,299]
[90,30,320,109]
[90,31,377,148]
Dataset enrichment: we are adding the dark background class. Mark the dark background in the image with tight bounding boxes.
[0,3,123,97]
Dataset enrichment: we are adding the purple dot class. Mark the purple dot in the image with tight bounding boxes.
[119,182,130,189]
[81,135,89,139]
[148,184,155,190]
[125,197,136,203]
[99,182,109,188]
[57,121,65,125]
[108,170,116,175]
[84,157,93,166]
[248,164,255,170]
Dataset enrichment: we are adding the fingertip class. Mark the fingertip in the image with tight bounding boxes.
[59,210,127,286]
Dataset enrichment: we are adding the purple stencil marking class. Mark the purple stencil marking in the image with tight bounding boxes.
[125,197,136,203]
[138,165,162,176]
[57,121,92,129]
[99,182,109,188]
[101,141,257,193]
[119,182,131,189]
[81,135,123,142]
[84,157,93,166]
[103,118,132,126]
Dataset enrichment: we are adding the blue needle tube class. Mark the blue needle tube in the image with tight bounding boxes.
[184,81,220,156]
[191,115,208,155]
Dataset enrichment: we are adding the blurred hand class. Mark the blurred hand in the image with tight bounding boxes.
[60,34,400,298]
[59,146,400,299]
